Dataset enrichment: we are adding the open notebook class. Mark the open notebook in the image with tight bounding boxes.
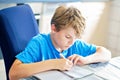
[33,65,93,80]
[94,64,120,80]
[87,61,120,80]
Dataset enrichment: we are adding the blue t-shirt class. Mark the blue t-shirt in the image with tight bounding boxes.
[16,33,96,63]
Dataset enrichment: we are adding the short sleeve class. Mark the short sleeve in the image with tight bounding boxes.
[73,40,96,57]
[16,37,41,63]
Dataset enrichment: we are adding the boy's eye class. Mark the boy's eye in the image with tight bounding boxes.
[65,35,70,38]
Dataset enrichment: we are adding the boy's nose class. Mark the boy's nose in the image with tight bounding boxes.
[68,39,74,45]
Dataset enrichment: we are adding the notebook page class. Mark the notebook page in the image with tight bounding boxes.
[63,65,93,78]
[95,64,120,80]
[34,70,72,80]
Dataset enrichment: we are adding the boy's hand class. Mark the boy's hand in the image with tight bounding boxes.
[68,54,88,65]
[54,59,73,71]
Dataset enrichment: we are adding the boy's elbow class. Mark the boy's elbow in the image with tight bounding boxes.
[9,70,17,80]
[9,66,19,80]
[101,46,112,62]
[106,50,112,61]
[97,46,112,62]
[9,72,13,80]
[9,73,14,80]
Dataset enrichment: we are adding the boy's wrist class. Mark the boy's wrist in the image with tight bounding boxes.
[83,56,92,64]
[50,59,61,70]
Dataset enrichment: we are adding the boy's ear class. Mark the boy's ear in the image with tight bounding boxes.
[51,24,57,32]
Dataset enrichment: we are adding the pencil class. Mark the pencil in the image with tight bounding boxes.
[60,53,66,59]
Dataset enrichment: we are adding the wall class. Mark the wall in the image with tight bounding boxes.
[87,0,120,57]
[106,0,120,57]
[0,1,120,58]
[89,2,110,47]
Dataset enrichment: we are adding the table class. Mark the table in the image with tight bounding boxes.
[23,56,120,80]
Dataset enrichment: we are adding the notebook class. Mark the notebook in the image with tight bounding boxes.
[33,65,93,80]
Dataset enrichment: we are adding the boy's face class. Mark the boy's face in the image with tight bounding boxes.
[51,24,77,51]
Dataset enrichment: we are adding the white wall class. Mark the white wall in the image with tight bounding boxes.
[106,0,120,57]
[1,1,120,58]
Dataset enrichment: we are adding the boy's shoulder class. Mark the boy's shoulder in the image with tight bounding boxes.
[32,33,49,42]
[33,33,47,39]
[73,39,90,46]
[74,39,84,43]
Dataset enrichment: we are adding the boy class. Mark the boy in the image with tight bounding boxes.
[9,5,111,80]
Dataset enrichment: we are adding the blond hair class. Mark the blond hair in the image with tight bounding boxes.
[51,5,86,38]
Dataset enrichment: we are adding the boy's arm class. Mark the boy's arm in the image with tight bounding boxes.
[9,58,73,80]
[84,46,111,64]
[68,46,111,65]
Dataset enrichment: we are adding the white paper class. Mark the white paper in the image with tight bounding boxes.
[63,66,93,78]
[33,66,93,80]
[78,74,104,80]
[34,70,72,80]
[109,57,120,69]
[95,64,120,80]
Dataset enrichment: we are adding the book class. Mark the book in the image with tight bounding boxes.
[94,64,120,80]
[63,65,93,79]
[33,65,93,80]
[33,70,72,80]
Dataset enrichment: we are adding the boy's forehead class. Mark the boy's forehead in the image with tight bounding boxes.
[63,27,76,37]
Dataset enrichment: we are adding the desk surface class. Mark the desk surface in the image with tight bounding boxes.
[23,57,120,80]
